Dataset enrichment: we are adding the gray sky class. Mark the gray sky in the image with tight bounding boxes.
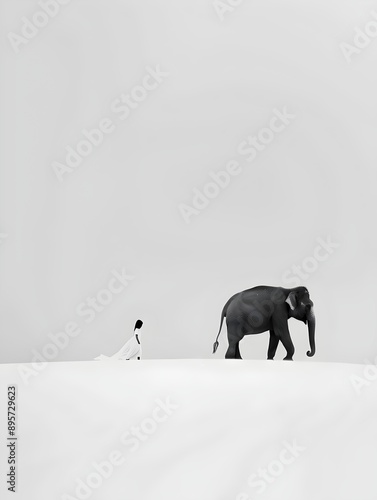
[1,0,376,364]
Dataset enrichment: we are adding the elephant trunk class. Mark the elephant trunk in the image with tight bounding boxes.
[306,309,316,357]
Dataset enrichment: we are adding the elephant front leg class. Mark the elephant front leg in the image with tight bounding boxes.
[281,331,295,360]
[267,330,279,360]
[273,323,295,360]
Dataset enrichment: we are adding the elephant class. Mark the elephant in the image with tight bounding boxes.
[212,286,315,360]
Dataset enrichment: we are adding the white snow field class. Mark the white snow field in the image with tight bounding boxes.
[1,360,376,500]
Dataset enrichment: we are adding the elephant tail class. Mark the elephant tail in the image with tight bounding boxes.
[213,300,230,353]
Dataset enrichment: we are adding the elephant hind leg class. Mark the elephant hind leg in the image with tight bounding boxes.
[225,320,243,359]
[235,342,242,359]
[225,344,237,359]
[225,342,243,359]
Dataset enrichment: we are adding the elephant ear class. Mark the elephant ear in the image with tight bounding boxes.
[286,291,298,310]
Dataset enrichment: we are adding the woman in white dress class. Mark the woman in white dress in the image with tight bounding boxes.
[95,320,143,361]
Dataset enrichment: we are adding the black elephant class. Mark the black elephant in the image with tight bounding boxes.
[212,286,315,360]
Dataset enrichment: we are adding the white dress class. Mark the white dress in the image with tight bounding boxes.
[95,333,141,361]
